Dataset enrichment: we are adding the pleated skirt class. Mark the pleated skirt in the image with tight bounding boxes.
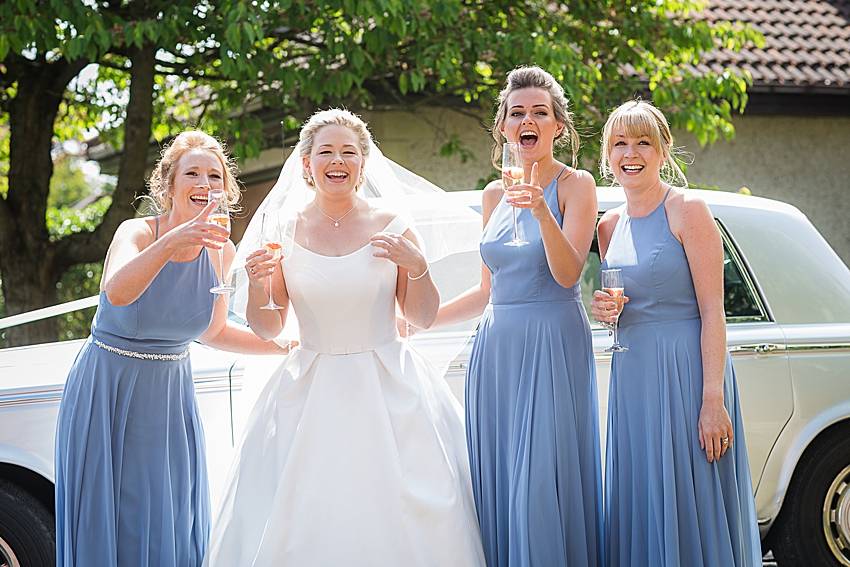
[466,299,603,567]
[55,337,210,567]
[605,318,762,567]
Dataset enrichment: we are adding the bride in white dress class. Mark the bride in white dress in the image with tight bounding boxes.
[204,109,485,566]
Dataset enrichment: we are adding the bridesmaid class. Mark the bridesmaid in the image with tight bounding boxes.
[54,131,286,567]
[591,100,761,566]
[435,66,602,566]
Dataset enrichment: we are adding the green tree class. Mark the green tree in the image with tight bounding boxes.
[0,0,759,346]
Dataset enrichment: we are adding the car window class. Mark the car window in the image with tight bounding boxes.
[580,219,767,328]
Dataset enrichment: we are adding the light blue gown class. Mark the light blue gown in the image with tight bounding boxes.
[466,172,603,567]
[602,192,762,566]
[55,229,217,567]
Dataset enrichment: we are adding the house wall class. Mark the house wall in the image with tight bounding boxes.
[361,108,497,192]
[675,115,850,266]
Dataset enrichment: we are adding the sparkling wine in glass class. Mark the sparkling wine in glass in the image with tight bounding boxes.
[502,142,528,247]
[259,212,285,310]
[601,268,628,352]
[209,189,236,294]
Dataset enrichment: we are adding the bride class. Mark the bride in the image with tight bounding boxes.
[204,109,485,566]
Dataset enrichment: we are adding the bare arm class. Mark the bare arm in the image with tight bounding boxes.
[589,210,629,323]
[669,193,732,463]
[102,200,228,306]
[200,241,290,354]
[244,248,291,341]
[431,184,502,328]
[388,230,440,329]
[512,164,597,288]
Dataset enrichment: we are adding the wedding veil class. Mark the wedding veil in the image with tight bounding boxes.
[230,139,484,378]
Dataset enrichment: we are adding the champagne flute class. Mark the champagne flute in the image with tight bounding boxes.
[259,212,285,310]
[601,268,628,352]
[208,189,236,294]
[501,142,528,247]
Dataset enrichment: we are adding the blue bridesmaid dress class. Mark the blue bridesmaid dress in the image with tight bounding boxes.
[466,172,603,567]
[55,228,217,567]
[602,191,762,566]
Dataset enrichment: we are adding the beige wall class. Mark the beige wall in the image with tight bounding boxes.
[675,115,850,266]
[363,108,496,192]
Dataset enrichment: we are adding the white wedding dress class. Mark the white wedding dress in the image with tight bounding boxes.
[205,217,485,566]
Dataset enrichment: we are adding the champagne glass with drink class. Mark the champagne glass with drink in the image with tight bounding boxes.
[601,268,628,352]
[208,189,236,294]
[502,142,528,247]
[259,212,285,310]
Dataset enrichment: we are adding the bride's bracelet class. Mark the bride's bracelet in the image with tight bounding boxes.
[408,264,429,281]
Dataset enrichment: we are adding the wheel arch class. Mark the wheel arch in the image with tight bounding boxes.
[761,416,850,540]
[0,464,54,518]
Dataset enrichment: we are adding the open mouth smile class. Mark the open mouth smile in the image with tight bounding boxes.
[622,165,645,173]
[325,171,350,182]
[519,130,539,148]
[190,193,210,205]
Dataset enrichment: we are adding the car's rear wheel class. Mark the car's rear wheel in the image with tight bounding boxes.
[0,479,54,567]
[771,429,850,566]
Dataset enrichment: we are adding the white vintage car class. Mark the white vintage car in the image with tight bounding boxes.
[0,188,848,567]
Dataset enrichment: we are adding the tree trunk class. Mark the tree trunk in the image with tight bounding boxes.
[54,44,157,264]
[0,54,87,347]
[0,44,156,348]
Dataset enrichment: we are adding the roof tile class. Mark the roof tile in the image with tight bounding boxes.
[705,0,850,91]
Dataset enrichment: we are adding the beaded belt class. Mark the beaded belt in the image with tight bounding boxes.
[94,339,190,361]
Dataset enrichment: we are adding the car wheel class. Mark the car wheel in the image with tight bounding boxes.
[0,479,54,567]
[771,429,850,567]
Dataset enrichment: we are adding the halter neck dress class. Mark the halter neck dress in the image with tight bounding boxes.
[601,190,761,566]
[55,218,218,567]
[465,170,603,567]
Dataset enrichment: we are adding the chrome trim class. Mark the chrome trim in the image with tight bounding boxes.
[728,343,787,355]
[595,351,613,364]
[0,376,233,407]
[0,389,63,408]
[786,343,850,354]
[0,534,21,567]
[716,219,773,323]
[823,462,850,565]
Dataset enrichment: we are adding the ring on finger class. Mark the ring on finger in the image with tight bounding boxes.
[721,436,729,444]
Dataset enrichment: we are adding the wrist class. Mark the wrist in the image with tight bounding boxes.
[702,391,724,406]
[408,263,429,281]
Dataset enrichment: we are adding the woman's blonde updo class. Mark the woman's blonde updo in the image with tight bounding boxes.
[147,130,241,213]
[491,66,581,166]
[600,100,688,187]
[298,109,373,189]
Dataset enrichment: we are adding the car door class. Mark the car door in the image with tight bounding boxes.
[719,223,792,493]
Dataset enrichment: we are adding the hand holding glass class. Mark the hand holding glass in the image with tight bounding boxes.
[601,268,627,352]
[208,190,236,294]
[501,142,528,247]
[259,212,285,310]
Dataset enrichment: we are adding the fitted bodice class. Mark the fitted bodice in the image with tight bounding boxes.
[601,195,700,328]
[481,170,580,305]
[91,249,218,354]
[281,217,405,354]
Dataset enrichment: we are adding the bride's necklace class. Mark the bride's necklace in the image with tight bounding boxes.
[313,198,359,228]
